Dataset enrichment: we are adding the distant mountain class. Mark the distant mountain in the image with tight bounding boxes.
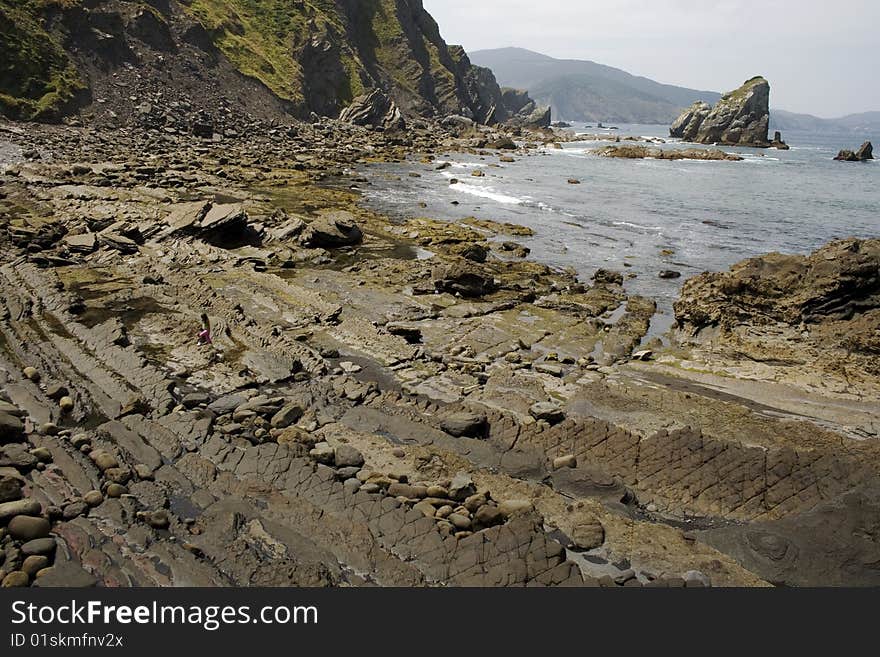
[771,110,880,135]
[470,47,721,124]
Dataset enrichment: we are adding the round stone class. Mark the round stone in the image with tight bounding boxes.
[1,571,29,587]
[23,367,40,383]
[8,515,51,541]
[40,422,59,436]
[22,555,49,576]
[30,447,53,463]
[21,538,57,557]
[448,513,471,530]
[59,396,75,413]
[90,451,119,472]
[105,484,127,498]
[83,490,104,507]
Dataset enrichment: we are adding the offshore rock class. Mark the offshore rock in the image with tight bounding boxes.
[670,77,771,147]
[835,141,874,162]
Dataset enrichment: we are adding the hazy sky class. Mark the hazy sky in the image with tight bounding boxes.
[423,0,879,118]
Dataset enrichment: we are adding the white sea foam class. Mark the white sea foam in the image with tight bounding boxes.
[449,161,489,169]
[450,183,524,205]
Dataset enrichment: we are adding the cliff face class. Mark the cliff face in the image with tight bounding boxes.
[670,77,770,147]
[0,0,537,125]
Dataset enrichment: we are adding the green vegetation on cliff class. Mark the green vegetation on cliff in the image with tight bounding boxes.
[0,0,504,123]
[0,0,84,120]
[183,0,463,116]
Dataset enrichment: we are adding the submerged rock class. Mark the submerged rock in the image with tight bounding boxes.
[595,145,742,161]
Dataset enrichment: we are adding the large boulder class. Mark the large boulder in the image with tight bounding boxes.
[670,77,770,147]
[300,211,363,248]
[339,89,406,131]
[675,238,880,330]
[432,259,497,297]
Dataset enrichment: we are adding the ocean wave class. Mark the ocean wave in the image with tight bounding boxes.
[449,161,489,169]
[612,220,663,232]
[449,182,525,205]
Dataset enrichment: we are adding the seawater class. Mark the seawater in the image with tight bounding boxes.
[361,123,879,332]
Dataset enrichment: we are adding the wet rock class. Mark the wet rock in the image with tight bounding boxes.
[488,137,516,150]
[676,238,880,328]
[8,516,51,541]
[1,571,29,587]
[593,269,623,285]
[21,538,56,557]
[300,211,363,248]
[22,555,49,577]
[0,475,23,503]
[32,561,97,588]
[0,499,42,521]
[433,259,497,297]
[659,270,682,279]
[440,412,488,438]
[0,445,38,470]
[62,501,88,520]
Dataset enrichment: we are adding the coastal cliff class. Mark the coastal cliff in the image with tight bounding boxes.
[0,0,546,126]
[670,76,771,147]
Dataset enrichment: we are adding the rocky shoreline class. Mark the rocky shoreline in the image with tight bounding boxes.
[1,113,879,588]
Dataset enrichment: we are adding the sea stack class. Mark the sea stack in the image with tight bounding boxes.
[834,141,874,162]
[670,76,771,147]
